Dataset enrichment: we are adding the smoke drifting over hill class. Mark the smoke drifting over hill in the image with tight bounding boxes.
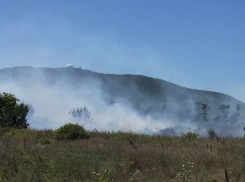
[0,66,244,136]
[0,66,166,133]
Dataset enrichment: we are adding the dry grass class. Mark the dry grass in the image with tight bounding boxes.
[0,129,245,182]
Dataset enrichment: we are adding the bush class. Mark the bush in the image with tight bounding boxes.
[243,127,245,140]
[38,136,51,145]
[0,92,29,128]
[55,123,89,140]
[181,131,198,140]
[207,128,216,140]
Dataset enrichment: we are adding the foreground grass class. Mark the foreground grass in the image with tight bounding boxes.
[0,129,245,182]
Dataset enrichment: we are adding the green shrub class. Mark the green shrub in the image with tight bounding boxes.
[181,131,198,140]
[0,127,10,136]
[55,123,89,140]
[38,136,51,144]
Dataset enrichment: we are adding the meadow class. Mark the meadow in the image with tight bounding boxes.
[0,128,244,182]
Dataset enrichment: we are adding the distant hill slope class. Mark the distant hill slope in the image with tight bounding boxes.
[0,66,244,116]
[0,66,244,136]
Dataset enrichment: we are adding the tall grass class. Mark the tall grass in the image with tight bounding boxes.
[0,129,244,181]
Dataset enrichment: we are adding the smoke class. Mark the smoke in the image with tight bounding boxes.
[0,67,169,133]
[0,66,244,137]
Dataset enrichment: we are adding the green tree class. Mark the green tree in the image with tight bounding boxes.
[0,92,29,128]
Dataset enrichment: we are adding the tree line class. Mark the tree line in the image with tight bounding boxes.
[0,92,242,129]
[194,101,241,123]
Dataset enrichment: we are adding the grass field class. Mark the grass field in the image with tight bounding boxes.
[0,128,244,182]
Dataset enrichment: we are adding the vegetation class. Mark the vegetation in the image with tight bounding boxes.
[180,131,199,140]
[69,107,93,125]
[0,92,245,181]
[0,129,244,181]
[207,128,216,140]
[0,92,29,128]
[55,123,89,140]
[195,101,209,123]
[69,107,92,122]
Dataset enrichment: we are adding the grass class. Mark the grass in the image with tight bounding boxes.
[0,128,245,181]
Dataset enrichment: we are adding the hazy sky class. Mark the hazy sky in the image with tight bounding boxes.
[0,0,245,101]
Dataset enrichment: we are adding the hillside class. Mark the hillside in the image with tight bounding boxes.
[0,66,244,136]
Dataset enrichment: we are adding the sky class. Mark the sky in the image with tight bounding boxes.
[0,0,245,101]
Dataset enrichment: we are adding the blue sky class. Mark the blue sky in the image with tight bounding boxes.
[0,0,245,101]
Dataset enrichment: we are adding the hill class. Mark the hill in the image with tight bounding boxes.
[0,66,244,136]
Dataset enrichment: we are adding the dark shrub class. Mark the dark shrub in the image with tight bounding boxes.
[207,128,216,140]
[55,123,89,140]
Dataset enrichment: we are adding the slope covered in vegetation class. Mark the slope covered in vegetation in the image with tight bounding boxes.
[0,66,244,136]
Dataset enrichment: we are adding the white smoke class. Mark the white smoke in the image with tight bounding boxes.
[0,66,244,137]
[0,68,169,133]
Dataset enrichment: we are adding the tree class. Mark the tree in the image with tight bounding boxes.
[0,92,29,128]
[194,101,209,122]
[230,104,241,123]
[213,104,230,123]
[218,105,230,122]
[69,107,92,125]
